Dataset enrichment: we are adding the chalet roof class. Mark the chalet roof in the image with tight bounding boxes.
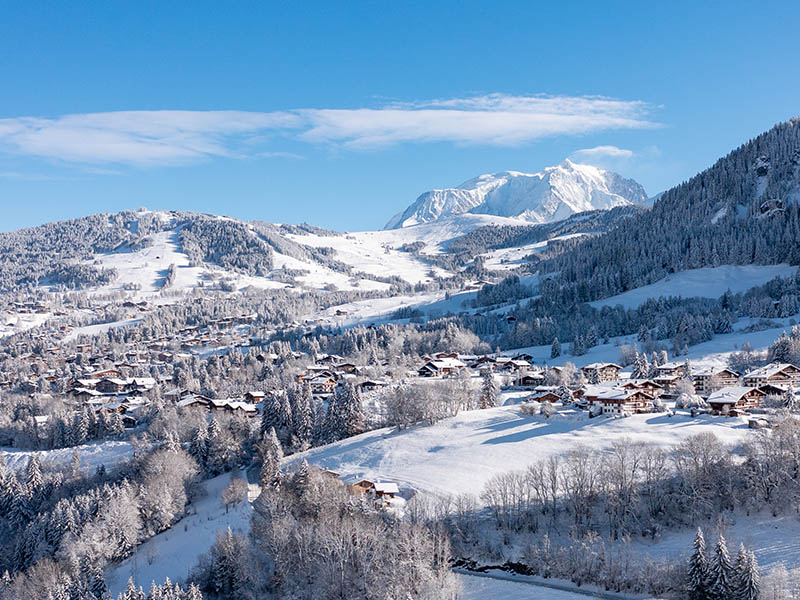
[582,362,622,370]
[707,386,764,404]
[657,361,686,370]
[744,363,800,379]
[424,358,466,370]
[693,367,739,377]
[373,482,399,495]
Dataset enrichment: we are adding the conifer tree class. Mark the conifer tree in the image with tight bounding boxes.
[708,534,733,600]
[733,545,760,600]
[259,428,283,489]
[551,337,561,359]
[480,368,498,409]
[687,528,709,600]
[292,384,313,451]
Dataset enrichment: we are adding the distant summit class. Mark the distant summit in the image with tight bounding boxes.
[384,159,648,229]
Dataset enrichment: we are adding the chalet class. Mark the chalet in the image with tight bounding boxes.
[519,372,546,387]
[418,357,466,378]
[692,367,740,397]
[512,353,534,362]
[655,361,689,378]
[351,480,375,495]
[95,378,129,394]
[358,379,388,392]
[743,363,800,389]
[335,362,359,374]
[653,374,681,394]
[244,391,266,404]
[469,356,496,369]
[88,368,123,379]
[305,374,337,395]
[707,386,765,414]
[621,379,664,397]
[529,390,560,403]
[758,383,795,403]
[177,395,211,410]
[584,387,653,415]
[373,482,399,499]
[498,359,530,373]
[581,363,622,383]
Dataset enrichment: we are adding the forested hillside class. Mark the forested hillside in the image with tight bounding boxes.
[536,119,800,304]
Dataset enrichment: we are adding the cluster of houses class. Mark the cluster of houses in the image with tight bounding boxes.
[413,352,800,417]
[294,353,389,397]
[569,361,800,416]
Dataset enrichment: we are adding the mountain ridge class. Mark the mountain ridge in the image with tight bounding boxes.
[385,159,648,229]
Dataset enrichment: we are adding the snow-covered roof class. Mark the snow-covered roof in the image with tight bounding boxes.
[374,482,399,495]
[707,386,762,404]
[583,362,622,370]
[744,363,799,379]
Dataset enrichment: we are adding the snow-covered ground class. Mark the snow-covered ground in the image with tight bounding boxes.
[457,572,636,600]
[590,265,796,309]
[1,439,134,473]
[107,470,254,596]
[286,405,751,498]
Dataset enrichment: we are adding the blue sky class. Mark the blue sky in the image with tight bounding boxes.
[1,1,799,231]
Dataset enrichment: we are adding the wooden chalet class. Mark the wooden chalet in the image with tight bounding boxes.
[743,363,800,389]
[692,367,740,397]
[707,386,765,414]
[584,387,653,415]
[581,362,622,383]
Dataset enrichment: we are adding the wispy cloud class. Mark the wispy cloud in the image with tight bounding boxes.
[0,95,658,167]
[570,145,636,161]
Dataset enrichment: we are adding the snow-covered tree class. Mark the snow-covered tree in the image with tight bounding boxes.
[687,528,709,600]
[708,534,733,600]
[551,337,561,359]
[480,369,498,409]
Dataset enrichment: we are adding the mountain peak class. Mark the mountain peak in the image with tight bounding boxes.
[384,161,648,229]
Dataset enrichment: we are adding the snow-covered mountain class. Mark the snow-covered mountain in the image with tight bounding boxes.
[384,160,648,229]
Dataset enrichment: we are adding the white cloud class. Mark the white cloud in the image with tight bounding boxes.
[0,95,658,166]
[570,145,635,160]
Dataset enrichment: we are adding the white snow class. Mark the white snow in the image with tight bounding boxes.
[107,470,254,596]
[1,439,134,473]
[457,572,600,599]
[590,265,796,309]
[386,160,647,229]
[285,405,751,498]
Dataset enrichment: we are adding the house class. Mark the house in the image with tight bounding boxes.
[306,374,337,395]
[351,480,375,495]
[707,386,765,414]
[358,379,388,392]
[417,357,466,378]
[498,359,530,373]
[653,374,681,394]
[692,367,740,397]
[244,391,266,404]
[581,363,622,383]
[519,372,546,387]
[621,379,664,397]
[584,387,653,415]
[743,363,800,389]
[529,390,560,403]
[177,395,211,410]
[373,482,399,498]
[95,377,130,395]
[655,361,689,378]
